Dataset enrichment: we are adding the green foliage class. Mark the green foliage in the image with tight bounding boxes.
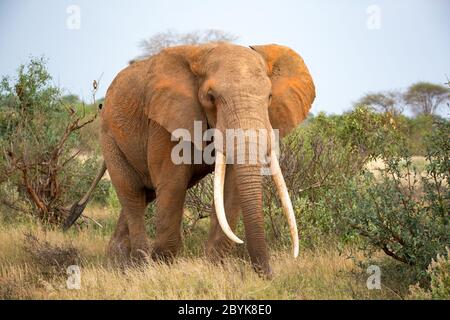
[353,82,448,158]
[260,107,449,290]
[262,107,403,249]
[426,248,450,299]
[402,114,435,155]
[0,57,99,223]
[61,94,81,105]
[0,57,61,148]
[333,118,449,281]
[409,248,450,299]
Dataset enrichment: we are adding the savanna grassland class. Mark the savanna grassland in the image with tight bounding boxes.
[0,206,416,300]
[1,59,448,300]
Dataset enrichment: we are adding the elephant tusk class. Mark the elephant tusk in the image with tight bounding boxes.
[270,149,299,258]
[214,151,244,244]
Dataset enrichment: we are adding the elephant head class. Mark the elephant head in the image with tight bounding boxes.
[145,43,315,273]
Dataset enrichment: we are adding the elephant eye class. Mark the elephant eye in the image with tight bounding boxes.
[269,94,273,103]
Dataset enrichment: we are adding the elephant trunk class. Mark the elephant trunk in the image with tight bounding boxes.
[213,132,270,273]
[234,161,271,273]
[213,121,299,265]
[213,97,299,275]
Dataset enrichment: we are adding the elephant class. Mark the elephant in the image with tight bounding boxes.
[64,43,315,277]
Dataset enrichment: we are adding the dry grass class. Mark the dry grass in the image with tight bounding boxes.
[366,156,427,176]
[0,209,412,300]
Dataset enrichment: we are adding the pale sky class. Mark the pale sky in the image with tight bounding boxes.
[0,0,449,114]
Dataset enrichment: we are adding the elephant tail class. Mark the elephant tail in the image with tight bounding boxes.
[62,161,107,231]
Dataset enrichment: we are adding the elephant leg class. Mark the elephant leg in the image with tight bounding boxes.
[150,167,189,263]
[206,165,241,260]
[106,209,131,261]
[102,134,150,262]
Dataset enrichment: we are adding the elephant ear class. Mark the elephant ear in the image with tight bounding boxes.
[250,44,315,138]
[144,45,209,149]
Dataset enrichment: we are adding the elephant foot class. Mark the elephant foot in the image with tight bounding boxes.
[106,232,132,265]
[205,244,234,265]
[150,250,175,264]
[129,234,152,264]
[150,242,180,264]
[107,238,131,262]
[107,209,132,263]
[206,234,236,259]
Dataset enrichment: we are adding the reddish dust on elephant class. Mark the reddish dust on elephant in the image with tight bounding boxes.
[66,43,315,277]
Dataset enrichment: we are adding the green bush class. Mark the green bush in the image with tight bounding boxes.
[403,115,435,156]
[262,107,404,249]
[409,248,450,299]
[333,118,449,281]
[426,248,450,299]
[260,107,448,291]
[0,57,100,224]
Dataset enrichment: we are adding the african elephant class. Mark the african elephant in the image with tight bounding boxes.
[65,43,315,277]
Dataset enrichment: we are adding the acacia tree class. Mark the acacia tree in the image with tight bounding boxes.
[404,82,449,116]
[132,29,238,63]
[355,91,403,116]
